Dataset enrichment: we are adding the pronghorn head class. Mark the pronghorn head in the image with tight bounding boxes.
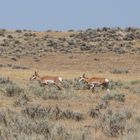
[79,73,88,82]
[30,71,39,80]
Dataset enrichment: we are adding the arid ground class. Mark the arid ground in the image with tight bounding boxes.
[0,28,140,140]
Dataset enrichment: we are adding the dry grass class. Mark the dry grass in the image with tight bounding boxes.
[0,29,140,140]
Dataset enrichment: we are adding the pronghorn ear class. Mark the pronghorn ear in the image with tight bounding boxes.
[83,73,86,78]
[35,71,38,76]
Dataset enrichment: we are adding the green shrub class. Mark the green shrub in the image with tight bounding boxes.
[28,81,75,100]
[102,93,125,102]
[130,86,140,95]
[109,80,124,89]
[111,68,129,74]
[89,108,100,118]
[11,64,29,69]
[5,83,23,97]
[72,78,90,90]
[95,101,109,110]
[130,80,140,85]
[13,94,30,107]
[0,76,11,84]
[22,105,84,121]
[100,109,130,137]
[0,108,89,140]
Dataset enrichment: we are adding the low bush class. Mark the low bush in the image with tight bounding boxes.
[111,68,129,74]
[11,64,29,69]
[22,105,84,121]
[72,78,90,90]
[95,101,109,110]
[130,86,140,95]
[4,82,24,97]
[100,109,132,137]
[102,93,125,102]
[109,80,124,89]
[130,80,140,85]
[0,76,11,85]
[0,108,90,140]
[28,81,75,100]
[89,108,100,118]
[13,94,30,107]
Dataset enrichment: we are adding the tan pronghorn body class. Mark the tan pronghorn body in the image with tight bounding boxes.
[79,74,110,92]
[30,71,63,90]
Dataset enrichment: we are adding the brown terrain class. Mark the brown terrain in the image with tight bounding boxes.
[0,27,140,140]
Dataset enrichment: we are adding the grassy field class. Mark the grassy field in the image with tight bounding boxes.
[0,29,140,140]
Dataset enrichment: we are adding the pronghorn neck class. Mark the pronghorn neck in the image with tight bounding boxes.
[35,74,42,81]
[83,77,89,82]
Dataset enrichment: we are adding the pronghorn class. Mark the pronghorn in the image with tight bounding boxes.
[30,71,63,90]
[79,74,110,93]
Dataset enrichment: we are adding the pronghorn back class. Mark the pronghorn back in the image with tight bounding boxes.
[87,77,106,83]
[41,76,63,83]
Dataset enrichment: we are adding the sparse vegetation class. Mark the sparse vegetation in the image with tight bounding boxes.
[13,94,30,107]
[109,80,124,90]
[22,105,84,121]
[102,93,125,102]
[0,108,90,140]
[0,28,140,140]
[28,81,76,100]
[0,64,29,69]
[111,68,129,74]
[99,109,132,137]
[4,82,24,97]
[0,28,140,58]
[0,76,11,84]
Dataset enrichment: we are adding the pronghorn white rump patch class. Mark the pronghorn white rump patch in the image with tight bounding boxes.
[107,89,110,92]
[58,77,63,82]
[105,79,109,82]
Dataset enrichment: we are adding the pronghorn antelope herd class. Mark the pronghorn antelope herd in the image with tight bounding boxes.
[30,71,110,93]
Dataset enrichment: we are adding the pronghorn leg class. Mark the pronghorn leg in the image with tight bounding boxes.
[40,81,48,87]
[90,84,95,93]
[102,82,110,92]
[54,83,63,90]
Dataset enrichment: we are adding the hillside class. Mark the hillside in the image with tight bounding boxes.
[0,27,140,140]
[0,27,140,59]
